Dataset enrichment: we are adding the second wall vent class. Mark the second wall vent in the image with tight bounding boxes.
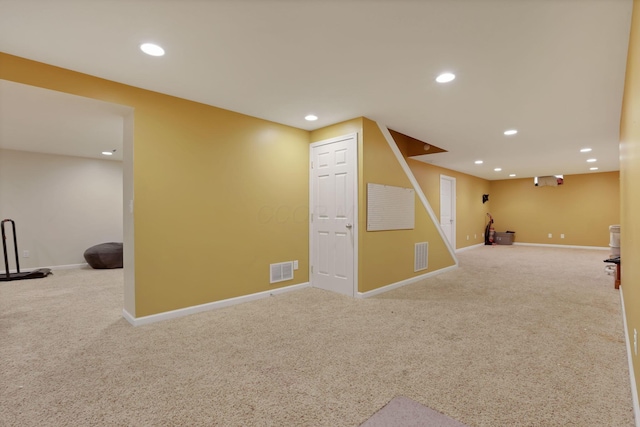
[414,242,428,272]
[270,261,294,284]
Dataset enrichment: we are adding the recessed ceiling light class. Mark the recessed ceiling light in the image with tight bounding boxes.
[504,129,518,136]
[509,174,516,177]
[101,151,113,156]
[140,43,165,56]
[305,114,318,121]
[494,168,502,172]
[590,167,599,171]
[436,72,456,83]
[474,160,483,164]
[587,158,597,163]
[580,148,592,153]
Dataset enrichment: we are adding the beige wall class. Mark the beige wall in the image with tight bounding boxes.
[489,172,619,247]
[0,149,123,269]
[407,159,491,249]
[620,0,640,406]
[0,53,310,317]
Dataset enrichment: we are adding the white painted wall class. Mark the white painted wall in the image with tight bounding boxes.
[0,148,122,269]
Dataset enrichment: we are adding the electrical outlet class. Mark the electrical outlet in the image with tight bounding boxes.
[466,235,469,240]
[293,260,298,270]
[23,250,30,258]
[474,234,477,239]
[560,234,565,239]
[548,233,552,238]
[634,329,638,356]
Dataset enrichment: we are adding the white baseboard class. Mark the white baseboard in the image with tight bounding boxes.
[0,262,89,275]
[357,265,458,299]
[620,287,640,427]
[513,242,609,251]
[123,281,311,326]
[456,243,484,253]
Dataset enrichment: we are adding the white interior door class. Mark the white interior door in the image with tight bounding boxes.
[310,134,357,297]
[440,175,456,248]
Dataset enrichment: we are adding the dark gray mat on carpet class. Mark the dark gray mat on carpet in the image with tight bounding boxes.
[361,396,468,427]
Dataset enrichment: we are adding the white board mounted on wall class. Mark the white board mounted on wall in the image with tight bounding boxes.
[367,183,415,231]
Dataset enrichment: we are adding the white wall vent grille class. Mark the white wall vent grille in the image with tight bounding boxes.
[270,261,294,284]
[415,242,428,272]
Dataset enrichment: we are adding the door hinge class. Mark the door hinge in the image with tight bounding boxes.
[311,161,314,169]
[311,213,313,222]
[311,265,314,273]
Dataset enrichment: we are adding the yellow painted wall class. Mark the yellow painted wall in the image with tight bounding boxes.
[620,0,640,404]
[310,119,456,293]
[309,118,363,143]
[407,160,491,249]
[0,53,310,317]
[489,172,619,246]
[360,119,455,292]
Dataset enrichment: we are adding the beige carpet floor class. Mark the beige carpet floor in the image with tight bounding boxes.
[0,245,635,426]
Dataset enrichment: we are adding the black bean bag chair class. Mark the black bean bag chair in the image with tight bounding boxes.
[84,242,123,269]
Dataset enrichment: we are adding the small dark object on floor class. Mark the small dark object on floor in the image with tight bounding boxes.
[84,242,123,269]
[1,219,52,281]
[603,256,621,289]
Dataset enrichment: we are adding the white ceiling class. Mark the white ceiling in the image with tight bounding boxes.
[0,80,129,161]
[0,0,633,180]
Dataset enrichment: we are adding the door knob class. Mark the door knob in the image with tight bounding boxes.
[346,224,353,229]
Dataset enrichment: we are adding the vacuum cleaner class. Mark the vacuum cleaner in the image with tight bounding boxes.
[1,219,52,281]
[485,213,495,245]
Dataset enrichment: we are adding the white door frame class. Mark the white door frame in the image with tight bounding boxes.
[309,133,358,297]
[440,174,456,249]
